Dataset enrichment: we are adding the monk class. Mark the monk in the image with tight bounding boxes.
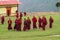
[18,18,22,31]
[27,17,31,30]
[24,12,26,16]
[14,18,19,30]
[1,15,5,24]
[7,10,11,16]
[38,17,42,28]
[42,16,47,30]
[20,12,23,18]
[8,18,12,30]
[49,16,54,28]
[23,18,28,31]
[16,10,19,18]
[32,16,37,29]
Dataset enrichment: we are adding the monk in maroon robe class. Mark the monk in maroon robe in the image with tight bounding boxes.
[42,16,47,30]
[32,16,37,29]
[7,10,11,16]
[16,10,19,18]
[8,18,12,30]
[14,18,22,31]
[38,17,42,28]
[49,16,54,28]
[17,19,22,31]
[1,16,5,24]
[14,18,19,30]
[20,12,23,18]
[27,17,31,30]
[24,12,26,16]
[23,18,28,31]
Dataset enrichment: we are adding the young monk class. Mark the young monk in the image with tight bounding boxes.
[8,18,12,30]
[42,16,47,30]
[49,16,54,28]
[20,12,23,18]
[7,10,11,16]
[38,17,42,28]
[14,18,19,30]
[23,18,28,31]
[32,16,37,29]
[1,15,5,24]
[27,17,31,30]
[17,18,22,31]
[16,10,19,18]
[24,12,26,16]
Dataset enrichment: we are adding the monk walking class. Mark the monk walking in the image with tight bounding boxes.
[32,16,37,29]
[18,18,22,31]
[49,16,54,28]
[23,18,28,31]
[38,17,42,28]
[14,18,19,30]
[27,17,31,30]
[42,16,47,30]
[8,18,12,30]
[1,15,5,24]
[24,12,26,16]
[20,12,23,18]
[16,10,19,18]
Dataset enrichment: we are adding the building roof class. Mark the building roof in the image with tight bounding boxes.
[0,0,21,5]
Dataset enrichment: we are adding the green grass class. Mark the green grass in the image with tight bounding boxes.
[0,14,60,40]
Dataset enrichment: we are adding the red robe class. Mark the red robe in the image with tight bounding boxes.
[20,12,23,18]
[23,20,28,31]
[7,10,11,16]
[24,12,26,16]
[17,19,22,31]
[16,12,19,18]
[14,19,19,30]
[49,16,54,28]
[38,17,42,28]
[27,18,31,30]
[14,19,22,31]
[1,16,5,24]
[32,17,37,29]
[16,10,19,18]
[8,19,12,30]
[42,17,47,30]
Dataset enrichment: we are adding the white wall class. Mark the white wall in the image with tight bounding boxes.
[0,8,6,14]
[0,6,17,15]
[11,7,17,14]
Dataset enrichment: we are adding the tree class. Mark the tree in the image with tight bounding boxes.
[56,2,60,12]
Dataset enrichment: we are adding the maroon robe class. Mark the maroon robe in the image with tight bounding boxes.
[23,19,28,31]
[1,16,5,24]
[16,10,19,18]
[32,16,37,29]
[20,12,23,18]
[8,19,12,30]
[49,16,54,28]
[38,17,42,28]
[24,12,26,16]
[42,16,47,30]
[14,18,19,30]
[7,10,11,16]
[16,19,22,31]
[27,18,31,30]
[14,18,22,31]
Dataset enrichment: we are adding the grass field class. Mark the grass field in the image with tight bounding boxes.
[0,14,60,40]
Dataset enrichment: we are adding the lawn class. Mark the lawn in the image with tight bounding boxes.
[0,14,60,40]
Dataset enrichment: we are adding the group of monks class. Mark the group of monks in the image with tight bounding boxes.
[32,16,54,30]
[0,11,54,31]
